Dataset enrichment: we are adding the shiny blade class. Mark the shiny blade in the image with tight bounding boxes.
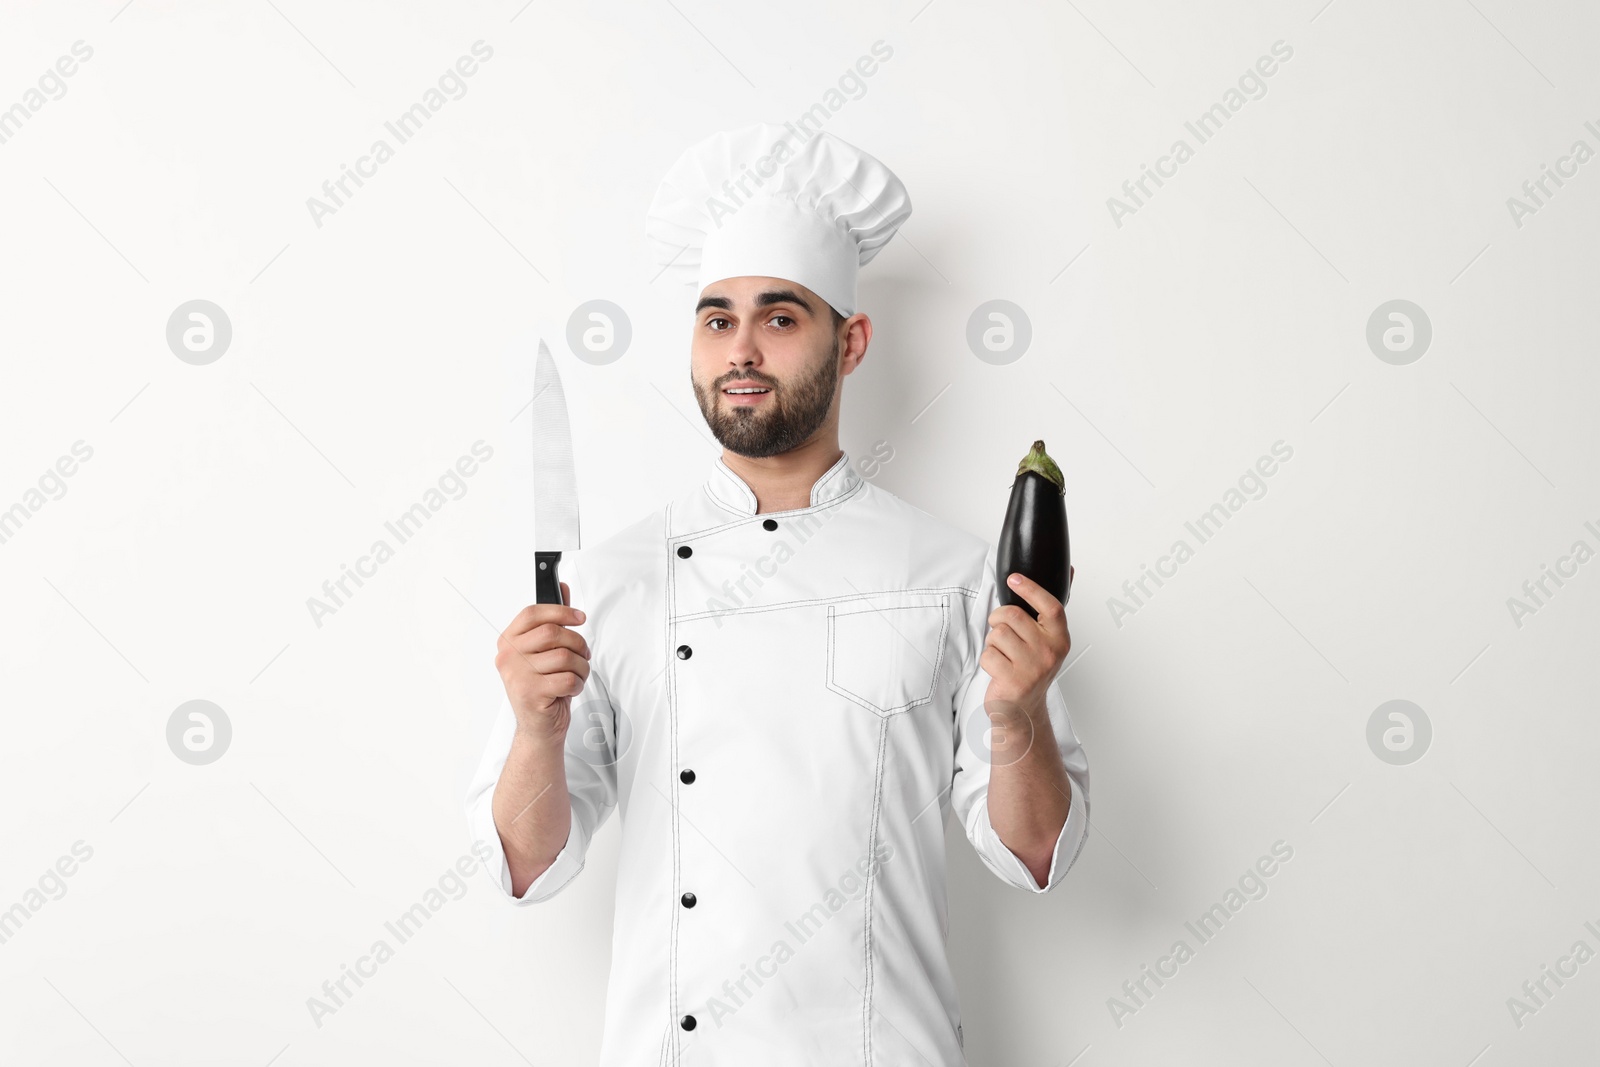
[532,340,581,551]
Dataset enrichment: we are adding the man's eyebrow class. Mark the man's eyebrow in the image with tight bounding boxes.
[755,289,813,314]
[694,290,814,316]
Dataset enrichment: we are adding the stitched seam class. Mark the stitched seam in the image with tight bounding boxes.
[665,502,681,1054]
[921,596,951,710]
[692,476,865,533]
[861,713,890,1065]
[826,599,952,715]
[810,450,855,506]
[826,678,931,716]
[825,678,889,715]
[704,483,754,519]
[675,585,976,624]
[832,607,921,716]
[832,602,951,619]
[930,596,951,702]
[715,461,758,513]
[705,452,858,519]
[826,603,884,715]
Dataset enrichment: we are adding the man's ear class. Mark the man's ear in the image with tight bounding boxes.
[839,313,872,375]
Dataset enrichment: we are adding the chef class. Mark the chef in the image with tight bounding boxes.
[466,122,1090,1065]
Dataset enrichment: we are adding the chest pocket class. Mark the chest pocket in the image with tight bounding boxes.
[825,593,951,716]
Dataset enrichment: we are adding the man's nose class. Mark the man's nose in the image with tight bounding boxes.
[727,322,763,367]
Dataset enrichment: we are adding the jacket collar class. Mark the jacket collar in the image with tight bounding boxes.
[705,450,860,517]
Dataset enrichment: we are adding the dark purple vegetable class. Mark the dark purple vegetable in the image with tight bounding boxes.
[996,440,1070,619]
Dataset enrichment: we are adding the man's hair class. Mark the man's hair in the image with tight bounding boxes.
[828,306,848,357]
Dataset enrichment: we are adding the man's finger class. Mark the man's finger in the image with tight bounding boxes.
[1003,572,1066,634]
[988,603,1048,654]
[984,619,1031,664]
[505,599,586,636]
[507,625,590,659]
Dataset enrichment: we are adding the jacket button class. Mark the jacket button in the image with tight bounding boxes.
[677,545,692,558]
[680,768,695,784]
[681,891,697,908]
[680,1014,697,1031]
[676,645,692,659]
[762,518,778,531]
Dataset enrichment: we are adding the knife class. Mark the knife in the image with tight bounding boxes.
[533,339,581,605]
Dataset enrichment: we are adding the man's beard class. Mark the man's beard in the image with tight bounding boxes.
[692,337,840,459]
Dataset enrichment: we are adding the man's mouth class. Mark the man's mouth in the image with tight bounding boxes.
[721,382,773,405]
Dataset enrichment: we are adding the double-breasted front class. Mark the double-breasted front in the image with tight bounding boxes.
[466,450,1090,1065]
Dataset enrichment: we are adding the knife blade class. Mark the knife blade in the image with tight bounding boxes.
[533,339,581,605]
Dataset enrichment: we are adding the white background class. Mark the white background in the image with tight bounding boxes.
[2,0,1597,1063]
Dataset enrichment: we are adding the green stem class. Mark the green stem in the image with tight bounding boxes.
[1015,439,1064,494]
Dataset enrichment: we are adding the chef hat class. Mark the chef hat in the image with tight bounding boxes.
[646,122,912,318]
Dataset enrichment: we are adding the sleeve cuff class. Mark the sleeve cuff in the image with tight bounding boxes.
[974,776,1089,894]
[469,789,592,906]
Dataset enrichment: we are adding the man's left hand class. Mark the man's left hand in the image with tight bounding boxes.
[980,566,1074,720]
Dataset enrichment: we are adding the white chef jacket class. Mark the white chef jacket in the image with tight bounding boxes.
[465,450,1090,1066]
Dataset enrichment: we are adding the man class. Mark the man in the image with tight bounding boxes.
[466,123,1089,1065]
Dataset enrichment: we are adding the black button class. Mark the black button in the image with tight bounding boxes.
[680,768,695,784]
[681,1015,697,1031]
[677,545,692,558]
[762,518,778,531]
[676,644,692,659]
[681,891,697,908]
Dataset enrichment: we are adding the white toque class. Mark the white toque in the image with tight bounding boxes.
[646,122,912,317]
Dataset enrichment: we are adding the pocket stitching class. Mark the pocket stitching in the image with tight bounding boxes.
[826,596,950,716]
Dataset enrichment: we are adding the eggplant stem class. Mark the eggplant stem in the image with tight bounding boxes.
[1015,439,1065,495]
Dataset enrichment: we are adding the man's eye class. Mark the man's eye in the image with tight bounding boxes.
[707,316,731,330]
[769,315,795,328]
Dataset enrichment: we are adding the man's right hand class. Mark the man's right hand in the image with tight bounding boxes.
[495,581,590,741]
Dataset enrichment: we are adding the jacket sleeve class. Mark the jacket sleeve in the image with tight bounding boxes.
[949,544,1090,893]
[464,552,620,904]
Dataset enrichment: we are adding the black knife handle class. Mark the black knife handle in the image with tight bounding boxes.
[535,551,564,605]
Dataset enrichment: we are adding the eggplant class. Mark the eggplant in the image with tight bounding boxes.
[996,440,1070,619]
